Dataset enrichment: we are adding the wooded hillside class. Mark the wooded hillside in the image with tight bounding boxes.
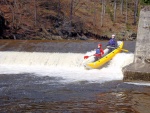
[0,0,149,40]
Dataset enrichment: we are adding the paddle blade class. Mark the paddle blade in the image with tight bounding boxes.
[121,49,129,52]
[84,56,89,59]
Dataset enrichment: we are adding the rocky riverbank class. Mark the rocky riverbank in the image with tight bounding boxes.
[0,0,140,41]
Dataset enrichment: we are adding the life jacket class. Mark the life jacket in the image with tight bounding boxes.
[108,38,116,46]
[95,48,104,57]
[96,48,100,54]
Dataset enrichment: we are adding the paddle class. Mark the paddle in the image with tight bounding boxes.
[120,48,129,52]
[107,46,128,52]
[84,55,93,59]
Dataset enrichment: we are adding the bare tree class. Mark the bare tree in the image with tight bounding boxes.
[93,0,97,26]
[8,0,20,28]
[100,0,107,27]
[125,0,128,23]
[57,0,61,17]
[34,0,37,26]
[101,0,104,27]
[6,2,15,26]
[114,0,117,22]
[69,0,83,26]
[102,0,106,16]
[133,0,139,25]
[68,0,74,35]
[70,0,74,25]
[120,0,124,15]
[72,0,82,13]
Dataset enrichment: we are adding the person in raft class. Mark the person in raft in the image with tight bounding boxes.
[107,34,118,53]
[94,44,104,61]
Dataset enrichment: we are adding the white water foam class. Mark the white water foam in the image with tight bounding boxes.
[0,52,84,68]
[125,82,150,86]
[0,51,134,83]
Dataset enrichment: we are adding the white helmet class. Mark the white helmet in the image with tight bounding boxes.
[112,34,115,37]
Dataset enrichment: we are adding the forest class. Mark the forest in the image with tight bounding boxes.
[0,0,149,40]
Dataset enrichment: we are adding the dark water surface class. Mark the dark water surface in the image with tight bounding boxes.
[0,40,149,113]
[0,40,135,53]
[0,74,150,113]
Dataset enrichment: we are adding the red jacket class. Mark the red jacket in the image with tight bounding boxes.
[94,48,104,57]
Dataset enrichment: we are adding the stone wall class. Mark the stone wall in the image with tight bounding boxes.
[123,6,150,82]
[134,6,150,64]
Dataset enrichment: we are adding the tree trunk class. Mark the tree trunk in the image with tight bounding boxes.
[114,0,117,22]
[69,0,74,35]
[126,0,128,24]
[70,0,73,25]
[104,0,106,16]
[120,0,124,15]
[93,0,96,26]
[14,0,17,27]
[133,0,139,25]
[57,0,61,17]
[101,0,104,27]
[34,0,37,26]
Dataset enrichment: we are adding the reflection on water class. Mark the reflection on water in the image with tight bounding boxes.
[0,74,150,113]
[0,90,150,113]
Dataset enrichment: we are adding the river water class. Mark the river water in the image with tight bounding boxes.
[0,40,150,113]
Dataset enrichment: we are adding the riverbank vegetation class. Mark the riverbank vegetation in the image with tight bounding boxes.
[0,0,149,40]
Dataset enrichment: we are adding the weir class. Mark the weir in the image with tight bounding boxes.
[123,6,150,82]
[0,52,84,68]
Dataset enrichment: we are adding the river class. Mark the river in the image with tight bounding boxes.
[0,40,149,113]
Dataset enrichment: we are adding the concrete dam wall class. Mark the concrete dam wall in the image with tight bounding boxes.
[123,6,150,82]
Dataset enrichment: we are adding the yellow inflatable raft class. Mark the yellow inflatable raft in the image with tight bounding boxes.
[84,41,124,69]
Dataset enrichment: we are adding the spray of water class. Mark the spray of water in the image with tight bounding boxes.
[0,51,134,83]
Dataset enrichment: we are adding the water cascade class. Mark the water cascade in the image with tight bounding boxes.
[0,51,133,83]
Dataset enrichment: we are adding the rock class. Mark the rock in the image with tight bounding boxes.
[0,15,6,36]
[128,33,137,40]
[51,35,63,40]
[80,35,88,40]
